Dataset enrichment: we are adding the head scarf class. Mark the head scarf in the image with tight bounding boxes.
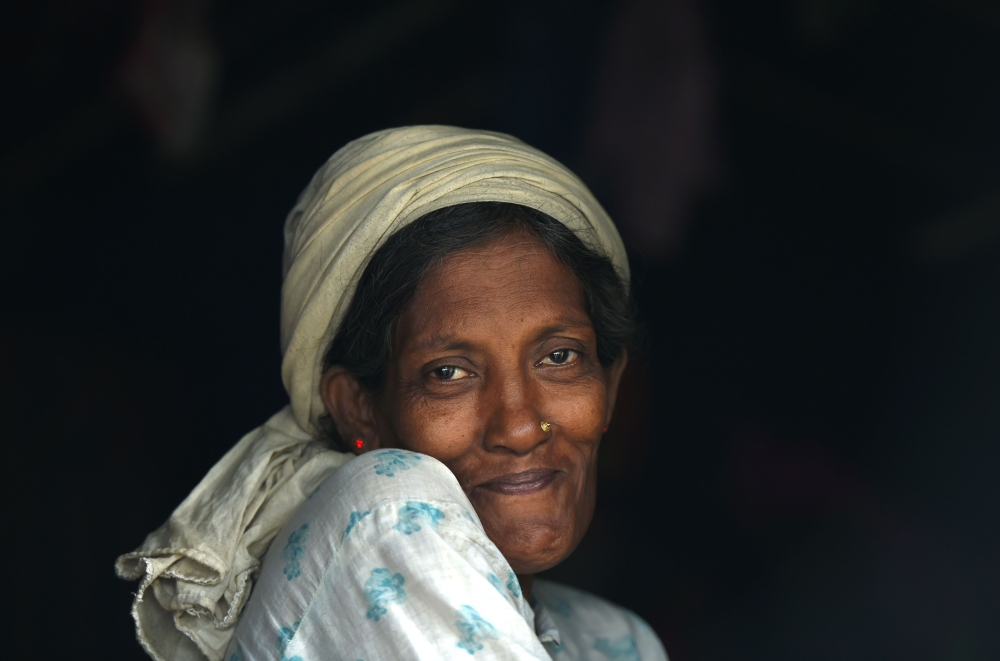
[115,125,628,661]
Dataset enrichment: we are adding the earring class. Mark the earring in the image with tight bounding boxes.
[353,438,364,450]
[603,425,608,433]
[540,421,552,433]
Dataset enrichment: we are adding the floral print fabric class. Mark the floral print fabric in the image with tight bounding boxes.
[227,450,667,661]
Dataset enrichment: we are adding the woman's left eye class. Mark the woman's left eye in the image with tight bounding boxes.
[541,349,578,365]
[431,365,469,380]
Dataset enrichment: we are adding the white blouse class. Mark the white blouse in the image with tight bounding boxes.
[227,449,668,661]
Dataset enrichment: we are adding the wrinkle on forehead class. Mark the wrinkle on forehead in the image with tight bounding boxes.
[409,320,594,354]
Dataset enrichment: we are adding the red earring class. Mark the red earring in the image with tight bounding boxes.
[603,425,608,433]
[354,438,364,450]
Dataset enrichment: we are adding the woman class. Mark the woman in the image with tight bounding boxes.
[117,126,667,661]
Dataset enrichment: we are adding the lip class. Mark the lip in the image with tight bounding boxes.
[478,469,559,496]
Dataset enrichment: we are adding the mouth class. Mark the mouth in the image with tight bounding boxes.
[478,469,559,496]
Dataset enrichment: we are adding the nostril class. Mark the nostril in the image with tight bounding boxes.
[484,414,550,453]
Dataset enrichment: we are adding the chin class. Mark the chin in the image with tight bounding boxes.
[493,519,579,575]
[473,479,595,574]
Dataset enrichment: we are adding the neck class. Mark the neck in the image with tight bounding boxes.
[516,573,534,604]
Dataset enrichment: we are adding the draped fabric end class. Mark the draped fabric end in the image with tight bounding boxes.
[116,407,350,661]
[116,125,628,661]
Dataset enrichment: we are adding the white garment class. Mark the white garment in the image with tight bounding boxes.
[227,450,667,661]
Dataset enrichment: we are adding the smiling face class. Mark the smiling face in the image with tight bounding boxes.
[327,230,626,575]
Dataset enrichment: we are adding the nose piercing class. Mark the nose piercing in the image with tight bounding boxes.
[540,421,552,433]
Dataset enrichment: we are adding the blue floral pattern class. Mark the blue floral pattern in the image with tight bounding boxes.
[225,441,670,661]
[455,605,498,654]
[281,524,309,581]
[277,621,302,661]
[364,568,407,621]
[394,501,444,535]
[486,572,505,596]
[342,510,371,541]
[594,635,639,661]
[372,449,422,477]
[505,572,522,599]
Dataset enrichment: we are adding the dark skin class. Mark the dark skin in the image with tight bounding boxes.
[320,231,627,602]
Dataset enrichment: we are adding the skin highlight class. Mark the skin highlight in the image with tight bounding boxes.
[320,231,627,601]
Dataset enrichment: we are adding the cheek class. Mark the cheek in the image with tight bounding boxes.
[542,376,608,441]
[388,391,483,461]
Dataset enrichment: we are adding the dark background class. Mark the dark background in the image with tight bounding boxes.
[3,1,999,659]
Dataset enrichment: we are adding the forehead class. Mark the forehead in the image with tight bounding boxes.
[397,232,591,349]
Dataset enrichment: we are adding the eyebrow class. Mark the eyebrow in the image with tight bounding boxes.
[528,320,594,344]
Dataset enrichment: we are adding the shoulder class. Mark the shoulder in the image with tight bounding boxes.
[233,450,543,660]
[534,580,668,661]
[533,580,644,630]
[233,450,503,658]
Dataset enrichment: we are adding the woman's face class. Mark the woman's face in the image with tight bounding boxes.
[370,232,626,575]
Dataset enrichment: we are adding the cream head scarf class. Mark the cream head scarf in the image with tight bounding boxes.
[116,125,629,661]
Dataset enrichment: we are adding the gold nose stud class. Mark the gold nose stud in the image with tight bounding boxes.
[540,421,552,433]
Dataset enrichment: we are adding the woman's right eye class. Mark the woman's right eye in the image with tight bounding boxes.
[431,366,468,380]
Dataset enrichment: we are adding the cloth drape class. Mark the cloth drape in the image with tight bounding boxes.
[115,125,628,661]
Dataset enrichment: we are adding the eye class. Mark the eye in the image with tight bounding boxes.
[540,349,578,366]
[431,365,470,380]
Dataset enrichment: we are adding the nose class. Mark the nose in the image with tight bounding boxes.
[481,369,548,455]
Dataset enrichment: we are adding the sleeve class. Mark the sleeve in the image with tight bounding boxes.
[628,611,669,661]
[532,580,669,661]
[231,449,553,661]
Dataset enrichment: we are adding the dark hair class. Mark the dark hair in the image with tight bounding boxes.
[320,202,637,448]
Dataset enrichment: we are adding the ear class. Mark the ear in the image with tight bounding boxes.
[319,366,384,454]
[603,349,629,428]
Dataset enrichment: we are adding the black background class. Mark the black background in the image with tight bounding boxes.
[3,1,999,659]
